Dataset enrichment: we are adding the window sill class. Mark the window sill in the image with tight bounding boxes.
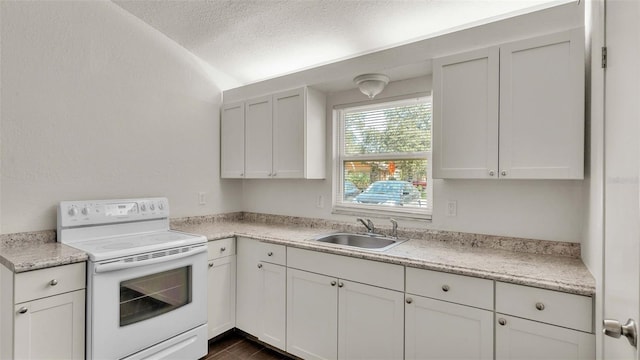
[332,205,432,222]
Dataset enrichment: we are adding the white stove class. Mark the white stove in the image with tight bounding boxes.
[58,197,208,360]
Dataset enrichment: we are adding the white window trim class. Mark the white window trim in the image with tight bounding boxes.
[332,94,433,221]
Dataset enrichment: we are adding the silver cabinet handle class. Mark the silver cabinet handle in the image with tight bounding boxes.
[501,170,507,176]
[489,170,495,176]
[498,318,507,326]
[257,264,263,269]
[240,173,244,177]
[208,262,214,268]
[406,297,413,304]
[49,279,58,286]
[267,252,273,256]
[535,302,545,311]
[442,285,450,292]
[273,173,277,177]
[338,282,344,288]
[331,281,337,286]
[604,319,637,347]
[18,307,28,314]
[220,247,226,252]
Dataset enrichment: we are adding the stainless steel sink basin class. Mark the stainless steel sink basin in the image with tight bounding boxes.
[313,232,406,251]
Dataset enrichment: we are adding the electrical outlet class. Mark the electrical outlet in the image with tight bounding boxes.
[198,192,206,205]
[447,200,457,217]
[316,195,324,208]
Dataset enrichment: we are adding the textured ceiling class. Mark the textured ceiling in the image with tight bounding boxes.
[114,0,564,90]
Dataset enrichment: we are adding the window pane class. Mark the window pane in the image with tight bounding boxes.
[342,160,428,208]
[344,103,431,155]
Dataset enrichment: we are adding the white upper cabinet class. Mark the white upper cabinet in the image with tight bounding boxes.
[433,28,584,180]
[432,47,500,179]
[220,86,326,179]
[245,95,273,178]
[220,102,246,178]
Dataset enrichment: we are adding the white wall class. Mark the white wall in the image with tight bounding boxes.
[0,1,242,233]
[242,75,586,242]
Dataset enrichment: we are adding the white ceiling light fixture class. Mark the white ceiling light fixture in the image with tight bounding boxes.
[354,73,390,99]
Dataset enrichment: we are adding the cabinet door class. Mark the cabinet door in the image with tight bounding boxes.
[499,29,584,179]
[14,290,85,360]
[207,255,236,339]
[432,47,500,179]
[405,295,493,360]
[287,268,338,360]
[245,95,273,178]
[236,237,264,336]
[259,262,286,350]
[273,88,305,178]
[495,314,595,359]
[338,280,404,360]
[220,102,245,178]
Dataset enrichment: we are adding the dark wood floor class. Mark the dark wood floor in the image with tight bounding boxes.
[203,331,292,360]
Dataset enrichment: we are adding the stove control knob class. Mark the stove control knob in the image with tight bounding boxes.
[81,207,90,216]
[150,203,155,211]
[68,207,78,217]
[158,202,164,210]
[140,203,146,211]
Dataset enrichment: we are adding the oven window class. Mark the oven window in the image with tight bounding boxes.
[120,266,192,327]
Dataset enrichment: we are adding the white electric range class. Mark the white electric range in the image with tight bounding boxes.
[57,197,208,360]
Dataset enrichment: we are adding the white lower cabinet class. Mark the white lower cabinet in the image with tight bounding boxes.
[207,238,236,339]
[260,261,286,350]
[236,237,287,351]
[14,289,85,359]
[405,267,494,360]
[495,281,595,359]
[287,268,338,360]
[1,262,86,360]
[286,248,404,360]
[405,295,493,360]
[338,279,404,360]
[495,314,594,359]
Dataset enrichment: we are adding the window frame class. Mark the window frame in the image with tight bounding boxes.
[332,93,433,220]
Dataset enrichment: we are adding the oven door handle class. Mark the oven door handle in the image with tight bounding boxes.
[94,245,206,273]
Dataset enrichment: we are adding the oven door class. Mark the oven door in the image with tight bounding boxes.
[88,245,207,360]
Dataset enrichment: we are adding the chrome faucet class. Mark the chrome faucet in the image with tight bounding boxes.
[390,218,398,238]
[357,218,375,233]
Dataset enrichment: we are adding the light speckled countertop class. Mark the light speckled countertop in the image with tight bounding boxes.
[0,230,88,272]
[173,219,595,296]
[0,213,595,297]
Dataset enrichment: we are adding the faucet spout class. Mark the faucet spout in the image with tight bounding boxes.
[357,218,375,233]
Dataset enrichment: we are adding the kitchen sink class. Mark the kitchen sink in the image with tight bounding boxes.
[313,232,407,251]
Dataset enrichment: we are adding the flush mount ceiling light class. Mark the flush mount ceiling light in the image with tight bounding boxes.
[354,73,390,99]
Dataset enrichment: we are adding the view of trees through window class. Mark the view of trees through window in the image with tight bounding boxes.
[339,100,431,210]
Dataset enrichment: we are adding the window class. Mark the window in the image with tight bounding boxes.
[334,96,432,219]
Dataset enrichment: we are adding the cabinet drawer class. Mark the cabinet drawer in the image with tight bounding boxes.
[208,238,236,259]
[406,267,494,310]
[260,243,286,265]
[15,262,86,304]
[496,282,593,333]
[287,247,403,291]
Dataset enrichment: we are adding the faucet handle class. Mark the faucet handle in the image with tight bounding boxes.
[390,218,398,237]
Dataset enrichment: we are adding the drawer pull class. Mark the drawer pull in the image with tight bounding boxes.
[220,247,226,252]
[257,264,263,269]
[267,252,274,256]
[18,307,28,314]
[208,262,214,268]
[498,318,507,326]
[49,279,58,286]
[331,281,337,286]
[535,302,545,311]
[442,284,450,292]
[338,282,344,288]
[406,297,413,304]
